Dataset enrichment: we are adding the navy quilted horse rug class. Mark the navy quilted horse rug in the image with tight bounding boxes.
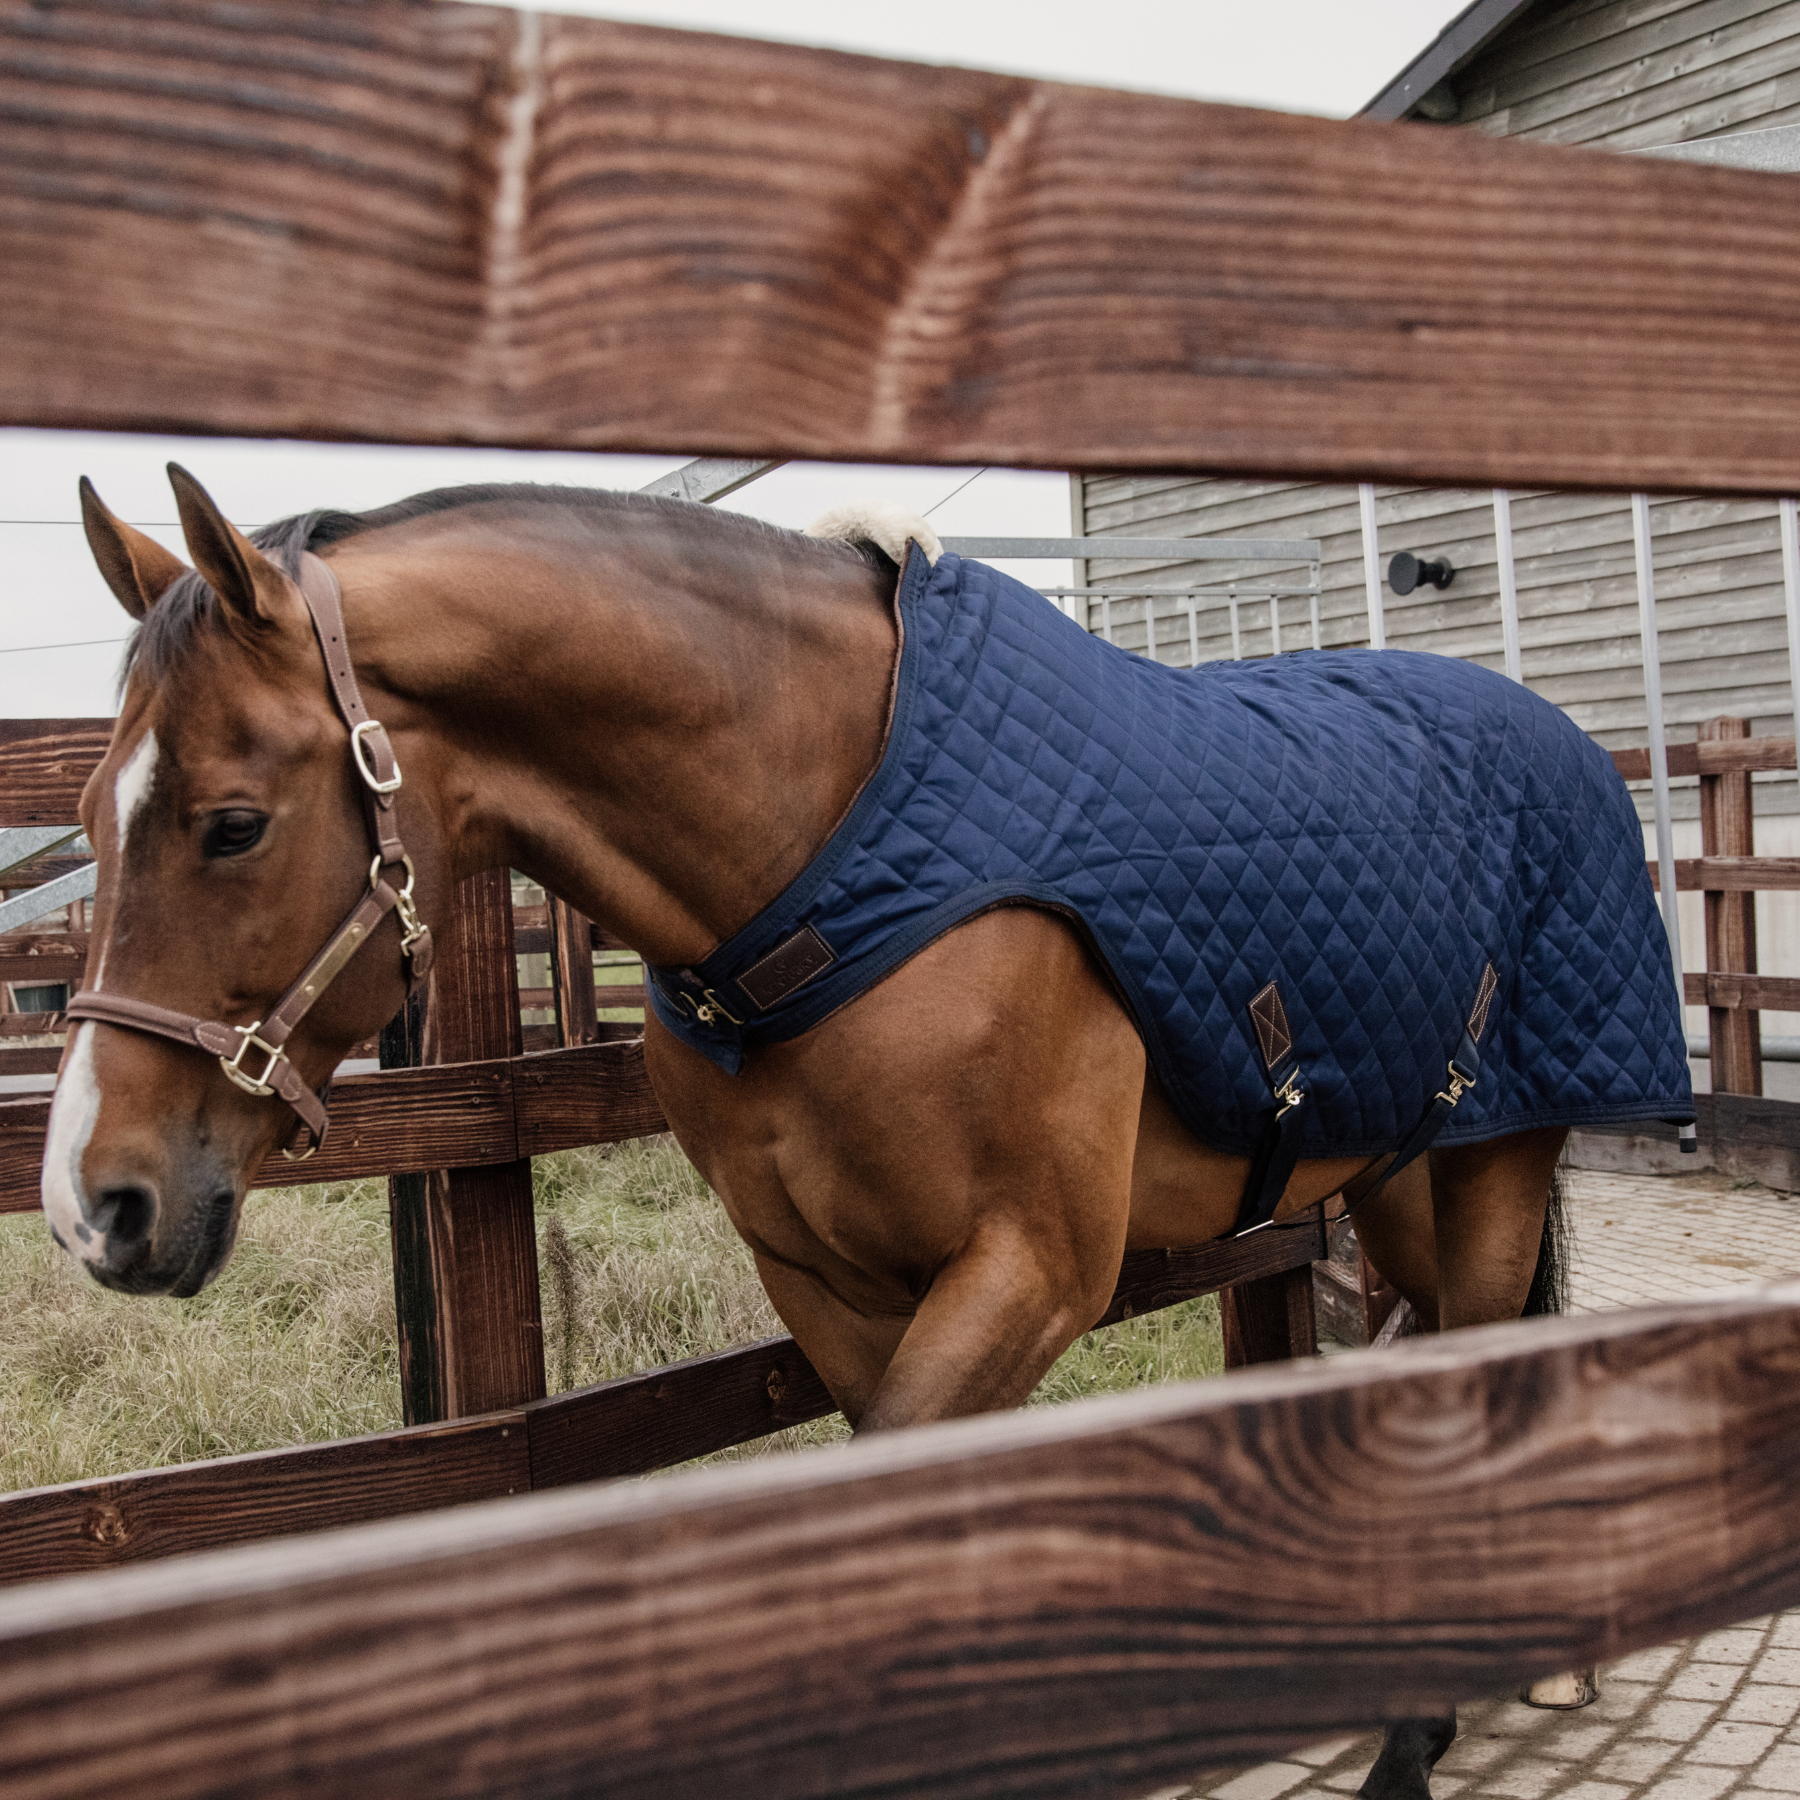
[651,548,1694,1220]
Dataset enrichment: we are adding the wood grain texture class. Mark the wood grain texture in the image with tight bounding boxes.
[6,3,1800,492]
[548,895,599,1047]
[4,1291,1800,1800]
[1095,1209,1325,1328]
[1613,737,1800,781]
[1686,972,1800,1011]
[0,1412,528,1587]
[414,871,545,1421]
[0,933,87,984]
[527,1335,836,1487]
[0,721,108,827]
[1654,857,1800,892]
[1221,1264,1319,1368]
[1700,718,1763,1095]
[512,1039,666,1154]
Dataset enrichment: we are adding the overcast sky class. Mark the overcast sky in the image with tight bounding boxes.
[0,0,1468,716]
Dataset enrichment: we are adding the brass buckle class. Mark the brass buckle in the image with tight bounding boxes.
[371,853,429,957]
[695,987,745,1027]
[220,1021,288,1098]
[350,719,403,795]
[1273,1070,1306,1118]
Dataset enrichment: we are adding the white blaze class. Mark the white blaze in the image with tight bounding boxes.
[113,729,158,856]
[42,729,157,1257]
[41,1023,101,1259]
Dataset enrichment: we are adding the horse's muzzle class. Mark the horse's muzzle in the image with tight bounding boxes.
[76,1172,238,1297]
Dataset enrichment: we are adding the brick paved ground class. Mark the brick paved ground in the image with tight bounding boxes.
[1142,1169,1800,1800]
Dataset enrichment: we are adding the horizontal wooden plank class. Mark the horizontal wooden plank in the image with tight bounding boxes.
[7,5,1800,492]
[527,1335,836,1488]
[0,1038,667,1211]
[1651,857,1800,891]
[263,1056,515,1187]
[0,1047,59,1075]
[0,1012,63,1039]
[2,1291,1797,1799]
[0,856,93,890]
[512,1039,666,1156]
[0,721,109,827]
[1685,972,1800,1010]
[0,1412,528,1588]
[0,935,87,985]
[1613,737,1800,780]
[1097,1208,1326,1327]
[1577,1090,1800,1155]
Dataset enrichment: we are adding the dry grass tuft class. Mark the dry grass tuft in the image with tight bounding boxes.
[0,1136,1223,1491]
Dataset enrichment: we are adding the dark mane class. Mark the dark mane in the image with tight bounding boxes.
[126,482,883,687]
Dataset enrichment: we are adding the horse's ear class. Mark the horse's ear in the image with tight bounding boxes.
[167,463,300,631]
[78,478,190,621]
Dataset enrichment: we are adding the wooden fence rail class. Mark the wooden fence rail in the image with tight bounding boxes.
[7,1,1800,494]
[2,1289,1796,1800]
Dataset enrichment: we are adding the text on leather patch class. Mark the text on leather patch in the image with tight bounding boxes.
[737,925,838,1011]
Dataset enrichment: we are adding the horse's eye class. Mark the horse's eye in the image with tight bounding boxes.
[201,810,268,859]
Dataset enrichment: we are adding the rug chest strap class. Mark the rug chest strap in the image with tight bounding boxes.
[1231,961,1498,1238]
[1232,982,1309,1236]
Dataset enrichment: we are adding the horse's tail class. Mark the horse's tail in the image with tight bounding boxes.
[1521,1159,1571,1319]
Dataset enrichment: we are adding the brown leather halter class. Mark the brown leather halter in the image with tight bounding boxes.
[64,552,435,1161]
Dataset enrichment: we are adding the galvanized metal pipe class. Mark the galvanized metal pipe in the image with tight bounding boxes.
[1493,489,1523,684]
[1632,493,1696,1144]
[1360,484,1385,650]
[1781,498,1800,769]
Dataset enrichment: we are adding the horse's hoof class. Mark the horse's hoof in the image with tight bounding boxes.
[1356,1711,1458,1799]
[1521,1668,1599,1709]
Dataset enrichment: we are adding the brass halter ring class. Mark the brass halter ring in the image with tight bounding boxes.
[220,1021,288,1099]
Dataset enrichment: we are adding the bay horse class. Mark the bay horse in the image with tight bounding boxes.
[46,468,1690,1798]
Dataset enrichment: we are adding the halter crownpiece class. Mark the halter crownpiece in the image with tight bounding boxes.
[64,552,434,1161]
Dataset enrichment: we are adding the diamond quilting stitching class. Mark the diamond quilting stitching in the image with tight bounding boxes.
[782,556,1689,1155]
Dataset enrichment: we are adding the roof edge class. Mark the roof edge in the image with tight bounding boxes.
[1359,0,1540,121]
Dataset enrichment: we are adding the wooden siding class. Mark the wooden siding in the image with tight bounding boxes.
[1457,0,1800,150]
[1076,0,1800,820]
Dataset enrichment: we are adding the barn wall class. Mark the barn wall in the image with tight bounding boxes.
[1456,0,1800,150]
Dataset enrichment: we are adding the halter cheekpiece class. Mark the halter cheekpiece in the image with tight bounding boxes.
[64,552,434,1161]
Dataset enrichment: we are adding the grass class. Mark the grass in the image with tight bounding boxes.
[0,1137,1222,1494]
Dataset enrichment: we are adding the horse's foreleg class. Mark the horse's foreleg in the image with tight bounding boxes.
[855,1217,1120,1432]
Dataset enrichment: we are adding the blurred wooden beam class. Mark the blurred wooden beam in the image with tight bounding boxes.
[5,0,1800,493]
[3,1290,1799,1797]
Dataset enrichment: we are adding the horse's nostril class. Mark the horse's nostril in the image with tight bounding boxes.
[88,1183,156,1251]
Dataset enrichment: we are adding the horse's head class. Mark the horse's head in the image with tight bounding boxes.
[42,466,431,1295]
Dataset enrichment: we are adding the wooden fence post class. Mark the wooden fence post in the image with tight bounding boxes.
[1700,716,1762,1097]
[381,871,546,1426]
[549,896,600,1048]
[1221,1263,1318,1367]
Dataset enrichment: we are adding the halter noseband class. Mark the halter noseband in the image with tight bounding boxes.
[64,552,435,1162]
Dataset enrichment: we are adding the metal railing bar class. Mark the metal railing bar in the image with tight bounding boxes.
[1494,489,1524,684]
[1359,485,1385,650]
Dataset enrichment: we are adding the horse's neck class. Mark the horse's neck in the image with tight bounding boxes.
[348,523,898,966]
